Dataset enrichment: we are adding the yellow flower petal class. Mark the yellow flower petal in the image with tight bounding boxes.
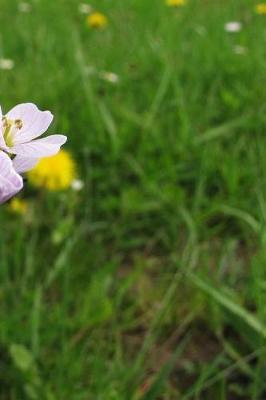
[255,3,266,14]
[27,150,77,191]
[166,0,186,7]
[87,12,108,29]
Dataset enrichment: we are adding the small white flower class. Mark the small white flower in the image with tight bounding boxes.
[71,179,84,191]
[78,3,92,14]
[224,22,242,33]
[233,45,247,55]
[18,2,31,12]
[100,71,119,84]
[0,59,15,70]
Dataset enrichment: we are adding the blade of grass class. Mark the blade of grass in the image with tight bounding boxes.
[141,334,191,400]
[194,115,250,145]
[183,347,266,399]
[218,205,261,234]
[144,67,172,130]
[187,273,266,339]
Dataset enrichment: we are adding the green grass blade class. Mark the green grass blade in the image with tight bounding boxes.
[187,273,266,339]
[141,334,191,400]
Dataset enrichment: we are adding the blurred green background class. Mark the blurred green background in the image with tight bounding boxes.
[1,0,266,398]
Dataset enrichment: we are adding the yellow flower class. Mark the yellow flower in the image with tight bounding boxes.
[166,0,185,6]
[87,12,108,29]
[27,150,76,191]
[9,198,28,215]
[255,3,266,14]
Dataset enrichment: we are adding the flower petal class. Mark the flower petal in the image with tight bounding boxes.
[0,151,23,204]
[0,105,8,150]
[12,155,39,174]
[11,134,67,158]
[6,103,53,144]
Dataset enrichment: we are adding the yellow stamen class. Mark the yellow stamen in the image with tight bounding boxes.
[1,116,23,147]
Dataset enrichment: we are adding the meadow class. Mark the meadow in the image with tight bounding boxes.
[0,0,266,398]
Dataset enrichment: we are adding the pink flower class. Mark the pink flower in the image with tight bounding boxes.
[0,103,68,203]
[0,103,67,160]
[0,151,23,204]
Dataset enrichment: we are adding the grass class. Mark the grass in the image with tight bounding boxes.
[0,0,266,398]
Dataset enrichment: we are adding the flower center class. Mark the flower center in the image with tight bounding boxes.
[2,116,23,147]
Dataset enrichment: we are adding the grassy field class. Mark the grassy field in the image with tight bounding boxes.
[1,0,266,398]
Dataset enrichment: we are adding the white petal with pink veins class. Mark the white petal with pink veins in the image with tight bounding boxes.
[7,103,53,144]
[11,134,67,158]
[0,151,23,204]
[12,156,39,174]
